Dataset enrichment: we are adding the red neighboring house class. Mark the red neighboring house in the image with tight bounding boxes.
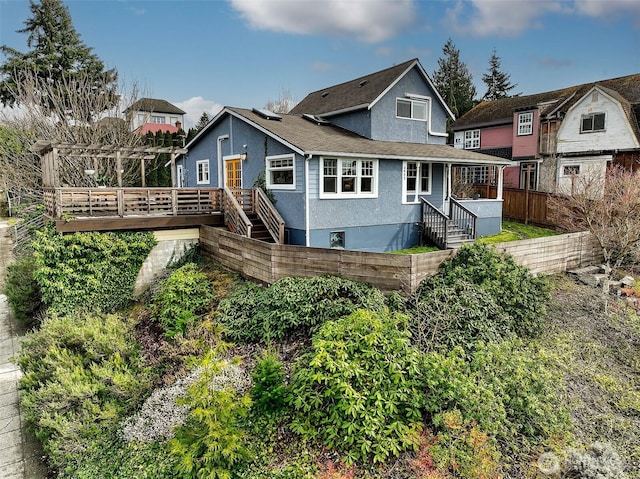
[124,98,186,135]
[452,73,640,195]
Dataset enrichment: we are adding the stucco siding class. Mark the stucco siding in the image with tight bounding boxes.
[370,68,448,144]
[328,110,372,139]
[309,223,419,252]
[455,199,503,237]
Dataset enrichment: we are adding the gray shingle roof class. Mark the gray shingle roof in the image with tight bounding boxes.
[125,98,186,115]
[453,73,640,132]
[227,107,510,165]
[289,59,418,116]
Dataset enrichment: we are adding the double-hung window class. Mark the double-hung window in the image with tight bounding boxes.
[320,158,377,198]
[517,112,533,136]
[266,154,295,190]
[403,161,431,203]
[151,115,166,124]
[196,159,210,184]
[581,113,605,133]
[464,130,480,149]
[396,98,427,121]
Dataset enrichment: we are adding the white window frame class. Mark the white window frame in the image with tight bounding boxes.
[266,154,296,190]
[402,161,432,204]
[464,130,480,149]
[396,98,428,121]
[151,115,166,124]
[319,157,378,199]
[517,112,533,136]
[580,112,606,133]
[176,164,185,187]
[562,164,581,177]
[196,159,210,185]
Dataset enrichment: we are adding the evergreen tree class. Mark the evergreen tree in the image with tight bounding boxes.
[432,38,477,119]
[195,112,210,132]
[482,49,517,101]
[0,0,118,116]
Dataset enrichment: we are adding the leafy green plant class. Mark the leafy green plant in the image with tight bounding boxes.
[151,263,215,338]
[251,349,288,418]
[216,275,387,343]
[421,339,570,464]
[32,227,156,315]
[15,313,150,472]
[3,254,43,327]
[408,275,514,354]
[289,309,424,464]
[433,243,550,338]
[169,348,252,478]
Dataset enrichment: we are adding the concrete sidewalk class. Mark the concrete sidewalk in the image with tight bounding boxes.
[0,220,47,479]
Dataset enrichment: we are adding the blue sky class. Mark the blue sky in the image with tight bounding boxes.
[1,0,639,128]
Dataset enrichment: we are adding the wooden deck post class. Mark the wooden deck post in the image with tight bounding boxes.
[170,153,176,187]
[116,151,123,187]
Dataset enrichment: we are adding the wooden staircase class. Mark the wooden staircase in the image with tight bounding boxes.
[421,198,477,249]
[245,212,275,243]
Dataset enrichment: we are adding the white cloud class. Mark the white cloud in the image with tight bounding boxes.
[174,97,223,130]
[444,0,640,37]
[229,0,416,43]
[574,0,640,25]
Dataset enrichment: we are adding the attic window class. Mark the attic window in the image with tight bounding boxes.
[581,112,605,133]
[359,80,368,87]
[252,108,282,120]
[397,98,427,121]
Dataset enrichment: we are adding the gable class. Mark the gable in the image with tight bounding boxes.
[557,86,640,153]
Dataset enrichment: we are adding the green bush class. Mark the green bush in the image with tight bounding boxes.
[251,349,288,418]
[421,339,569,461]
[15,313,150,472]
[32,227,156,315]
[426,243,550,339]
[216,275,387,343]
[3,255,43,327]
[151,263,215,338]
[169,349,252,478]
[408,275,514,353]
[289,309,425,464]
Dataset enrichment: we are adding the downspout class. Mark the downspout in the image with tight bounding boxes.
[305,154,312,247]
[427,100,449,138]
[217,135,229,187]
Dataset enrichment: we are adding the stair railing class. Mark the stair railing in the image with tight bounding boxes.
[420,198,448,249]
[449,197,477,240]
[222,187,252,238]
[253,188,285,244]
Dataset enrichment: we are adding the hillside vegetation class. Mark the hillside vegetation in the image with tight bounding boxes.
[6,229,638,479]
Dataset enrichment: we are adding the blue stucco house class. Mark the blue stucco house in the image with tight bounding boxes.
[178,59,510,252]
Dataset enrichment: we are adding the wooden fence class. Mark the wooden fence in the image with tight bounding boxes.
[475,186,554,226]
[200,227,603,294]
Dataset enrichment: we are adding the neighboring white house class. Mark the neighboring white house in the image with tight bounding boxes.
[124,98,186,134]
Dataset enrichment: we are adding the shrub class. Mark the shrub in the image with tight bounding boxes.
[3,254,43,327]
[151,263,215,338]
[216,275,387,343]
[408,275,514,354]
[15,313,150,472]
[251,349,288,417]
[425,243,550,339]
[32,227,156,315]
[289,309,424,464]
[169,349,252,478]
[421,339,569,461]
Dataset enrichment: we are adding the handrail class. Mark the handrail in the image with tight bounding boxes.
[253,188,285,244]
[421,198,448,249]
[222,187,252,238]
[449,197,477,240]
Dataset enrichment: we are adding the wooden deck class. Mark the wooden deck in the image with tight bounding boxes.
[44,187,225,232]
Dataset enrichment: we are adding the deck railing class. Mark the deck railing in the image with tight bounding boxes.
[222,187,252,238]
[253,188,285,244]
[421,198,449,249]
[449,197,477,239]
[43,187,223,219]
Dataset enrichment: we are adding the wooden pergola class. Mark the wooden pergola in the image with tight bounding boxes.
[31,140,187,188]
